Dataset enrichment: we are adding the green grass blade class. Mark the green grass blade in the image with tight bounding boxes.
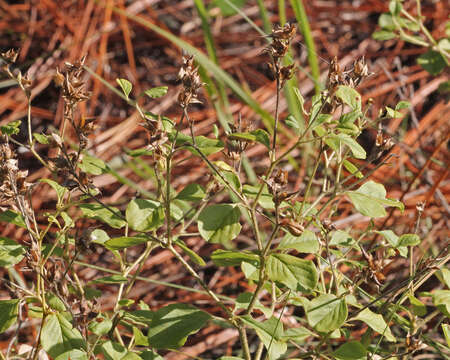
[103,2,274,132]
[256,0,272,33]
[289,0,321,93]
[279,0,305,131]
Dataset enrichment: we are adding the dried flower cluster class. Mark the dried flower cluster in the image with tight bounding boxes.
[177,55,203,108]
[265,23,297,86]
[1,49,32,96]
[0,142,31,212]
[265,168,296,206]
[225,116,253,161]
[325,56,370,112]
[54,57,92,148]
[326,56,370,94]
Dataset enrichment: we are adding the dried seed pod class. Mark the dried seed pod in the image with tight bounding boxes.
[280,218,304,236]
[274,169,288,187]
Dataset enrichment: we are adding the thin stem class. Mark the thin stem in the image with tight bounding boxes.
[168,244,231,317]
[271,76,281,163]
[298,140,322,218]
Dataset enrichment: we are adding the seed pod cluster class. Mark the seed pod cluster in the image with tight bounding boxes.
[177,55,203,108]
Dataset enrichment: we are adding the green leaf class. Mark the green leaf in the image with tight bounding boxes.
[438,38,450,52]
[355,308,396,342]
[417,50,447,75]
[378,13,396,30]
[328,133,366,159]
[241,261,258,281]
[408,295,427,316]
[212,0,246,16]
[90,229,110,245]
[79,154,108,175]
[147,303,211,349]
[228,129,270,149]
[329,230,355,247]
[282,326,313,343]
[347,181,404,218]
[100,340,127,360]
[442,324,450,347]
[173,133,224,156]
[234,293,272,318]
[55,350,88,360]
[0,299,19,333]
[397,234,420,247]
[241,316,287,360]
[175,239,206,266]
[91,275,128,284]
[285,114,301,134]
[335,86,361,110]
[46,292,66,312]
[118,299,135,308]
[306,294,347,333]
[144,86,168,99]
[389,0,402,15]
[266,253,318,291]
[126,199,164,232]
[33,132,50,144]
[432,290,450,317]
[395,100,410,111]
[176,183,206,202]
[79,203,126,229]
[88,314,112,336]
[211,249,259,267]
[439,268,450,288]
[0,210,26,228]
[372,30,397,41]
[343,160,363,179]
[0,120,21,135]
[333,341,367,360]
[0,237,25,267]
[278,230,319,253]
[133,326,149,346]
[40,179,67,204]
[116,78,132,99]
[41,313,85,358]
[105,236,149,250]
[385,106,403,119]
[198,204,241,247]
[243,184,275,209]
[376,230,408,257]
[140,350,164,360]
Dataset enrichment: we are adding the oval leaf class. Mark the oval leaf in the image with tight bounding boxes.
[148,304,211,349]
[0,299,20,333]
[144,86,168,99]
[347,181,404,218]
[126,199,164,232]
[278,230,319,253]
[306,294,347,333]
[355,308,396,342]
[116,78,132,99]
[198,204,241,246]
[0,237,25,267]
[266,253,318,291]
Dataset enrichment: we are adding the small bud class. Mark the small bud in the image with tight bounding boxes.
[0,49,19,64]
[322,218,336,232]
[416,202,425,212]
[273,169,288,187]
